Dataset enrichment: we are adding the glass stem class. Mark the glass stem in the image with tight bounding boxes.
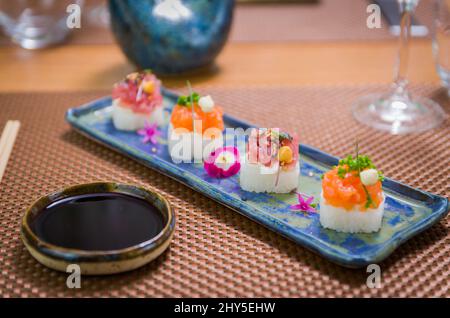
[393,5,414,98]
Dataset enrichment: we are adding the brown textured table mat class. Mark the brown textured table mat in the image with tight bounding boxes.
[0,0,434,46]
[0,84,449,297]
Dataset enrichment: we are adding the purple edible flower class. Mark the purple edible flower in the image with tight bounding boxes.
[290,192,317,213]
[137,122,161,145]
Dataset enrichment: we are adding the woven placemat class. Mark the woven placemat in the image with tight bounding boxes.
[0,84,448,297]
[0,0,434,46]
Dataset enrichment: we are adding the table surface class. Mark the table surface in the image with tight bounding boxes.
[0,39,441,92]
[1,31,449,298]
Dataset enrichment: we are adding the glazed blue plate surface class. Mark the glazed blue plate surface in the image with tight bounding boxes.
[66,90,449,268]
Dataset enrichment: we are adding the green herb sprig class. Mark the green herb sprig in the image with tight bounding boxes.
[335,154,384,180]
[338,154,375,174]
[177,92,200,106]
[186,81,196,133]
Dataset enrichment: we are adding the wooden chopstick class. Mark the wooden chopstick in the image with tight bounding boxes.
[0,120,21,183]
[0,121,13,155]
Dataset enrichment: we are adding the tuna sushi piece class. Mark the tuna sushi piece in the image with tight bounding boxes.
[111,70,165,131]
[240,128,299,193]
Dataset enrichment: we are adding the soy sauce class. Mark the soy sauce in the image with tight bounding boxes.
[31,193,165,251]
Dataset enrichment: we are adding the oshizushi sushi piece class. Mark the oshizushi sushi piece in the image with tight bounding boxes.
[111,70,165,131]
[240,128,299,193]
[320,154,385,233]
[168,93,224,162]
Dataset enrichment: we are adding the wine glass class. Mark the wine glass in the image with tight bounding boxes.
[352,0,447,134]
[433,0,450,96]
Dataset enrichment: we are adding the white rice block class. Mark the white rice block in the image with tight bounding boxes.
[239,160,299,193]
[112,99,165,131]
[319,192,385,233]
[168,124,223,163]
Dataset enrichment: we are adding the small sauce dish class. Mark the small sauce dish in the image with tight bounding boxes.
[21,182,175,275]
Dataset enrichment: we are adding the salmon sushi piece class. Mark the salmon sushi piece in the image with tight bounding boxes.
[319,154,385,233]
[168,93,224,162]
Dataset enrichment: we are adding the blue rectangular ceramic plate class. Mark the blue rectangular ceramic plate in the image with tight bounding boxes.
[66,89,449,268]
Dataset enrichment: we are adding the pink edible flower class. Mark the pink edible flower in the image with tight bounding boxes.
[290,192,317,213]
[204,147,240,178]
[137,122,161,145]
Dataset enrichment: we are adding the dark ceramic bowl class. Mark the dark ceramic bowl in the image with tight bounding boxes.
[108,0,235,74]
[21,182,175,275]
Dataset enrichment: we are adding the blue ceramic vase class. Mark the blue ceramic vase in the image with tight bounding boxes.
[108,0,235,75]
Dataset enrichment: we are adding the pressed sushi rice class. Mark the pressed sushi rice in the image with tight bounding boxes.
[112,99,165,131]
[240,160,299,193]
[319,192,385,233]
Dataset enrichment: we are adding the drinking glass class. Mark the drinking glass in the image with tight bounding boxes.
[86,0,109,28]
[352,0,446,134]
[0,0,83,49]
[433,0,450,96]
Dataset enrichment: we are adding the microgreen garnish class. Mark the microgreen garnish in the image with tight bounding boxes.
[363,186,374,209]
[177,92,200,106]
[338,154,375,174]
[126,70,152,84]
[337,166,348,178]
[268,129,293,142]
[336,144,384,182]
[186,81,196,133]
[378,170,385,182]
[354,141,372,209]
